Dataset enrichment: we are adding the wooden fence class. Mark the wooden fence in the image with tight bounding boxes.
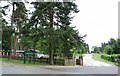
[1,51,83,66]
[11,56,65,65]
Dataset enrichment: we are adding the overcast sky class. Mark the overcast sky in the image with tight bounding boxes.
[72,0,119,50]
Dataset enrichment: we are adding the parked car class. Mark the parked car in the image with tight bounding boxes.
[36,53,49,58]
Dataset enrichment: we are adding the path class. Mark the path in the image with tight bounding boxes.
[83,54,115,66]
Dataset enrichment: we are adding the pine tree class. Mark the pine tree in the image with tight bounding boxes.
[30,2,79,64]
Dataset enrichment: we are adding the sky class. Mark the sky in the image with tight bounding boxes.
[72,0,119,50]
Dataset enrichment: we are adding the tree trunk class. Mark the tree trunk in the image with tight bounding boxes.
[8,2,15,60]
[49,35,54,65]
[13,26,19,56]
[49,8,54,65]
[33,37,37,64]
[8,36,12,60]
[13,35,18,56]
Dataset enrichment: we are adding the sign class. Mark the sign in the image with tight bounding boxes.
[23,51,36,64]
[25,52,34,55]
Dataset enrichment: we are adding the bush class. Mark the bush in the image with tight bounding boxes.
[54,58,64,65]
[101,54,120,62]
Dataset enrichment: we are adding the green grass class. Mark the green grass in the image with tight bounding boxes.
[0,58,2,61]
[0,58,49,66]
[92,54,115,65]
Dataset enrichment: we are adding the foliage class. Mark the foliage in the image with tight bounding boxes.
[70,47,80,58]
[29,2,81,64]
[1,2,28,60]
[101,54,120,62]
[1,1,89,65]
[92,46,101,53]
[2,25,13,51]
[100,38,120,54]
[104,45,113,55]
[112,39,120,54]
[92,54,115,65]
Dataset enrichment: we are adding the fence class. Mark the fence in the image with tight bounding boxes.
[1,51,83,66]
[9,56,65,65]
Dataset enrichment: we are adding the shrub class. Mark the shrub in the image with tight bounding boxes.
[101,54,120,62]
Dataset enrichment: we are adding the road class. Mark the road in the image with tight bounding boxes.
[0,54,119,74]
[83,54,114,66]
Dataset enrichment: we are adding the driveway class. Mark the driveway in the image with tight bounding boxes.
[83,54,115,66]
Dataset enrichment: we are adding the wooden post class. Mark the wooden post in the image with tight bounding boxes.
[29,56,31,64]
[24,52,26,64]
[0,51,2,57]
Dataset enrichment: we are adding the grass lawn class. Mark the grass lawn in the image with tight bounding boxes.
[92,54,115,65]
[0,57,49,66]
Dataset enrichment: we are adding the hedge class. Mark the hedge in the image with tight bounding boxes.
[101,54,120,62]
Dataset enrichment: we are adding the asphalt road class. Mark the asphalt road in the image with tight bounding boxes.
[1,62,118,74]
[0,54,119,74]
[83,54,114,66]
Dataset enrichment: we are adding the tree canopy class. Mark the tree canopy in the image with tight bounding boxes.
[1,1,89,64]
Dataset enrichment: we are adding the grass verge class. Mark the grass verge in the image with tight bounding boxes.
[0,57,49,66]
[92,54,115,65]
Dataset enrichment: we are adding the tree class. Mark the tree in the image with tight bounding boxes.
[92,46,101,53]
[0,6,2,50]
[100,38,119,54]
[1,2,18,59]
[70,47,81,58]
[1,1,28,59]
[1,1,87,65]
[112,39,120,54]
[0,3,12,53]
[2,19,13,52]
[30,2,79,65]
[104,45,113,54]
[13,2,27,53]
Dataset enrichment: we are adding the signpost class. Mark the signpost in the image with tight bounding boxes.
[23,51,36,64]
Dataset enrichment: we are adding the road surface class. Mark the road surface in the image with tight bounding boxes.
[83,54,114,66]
